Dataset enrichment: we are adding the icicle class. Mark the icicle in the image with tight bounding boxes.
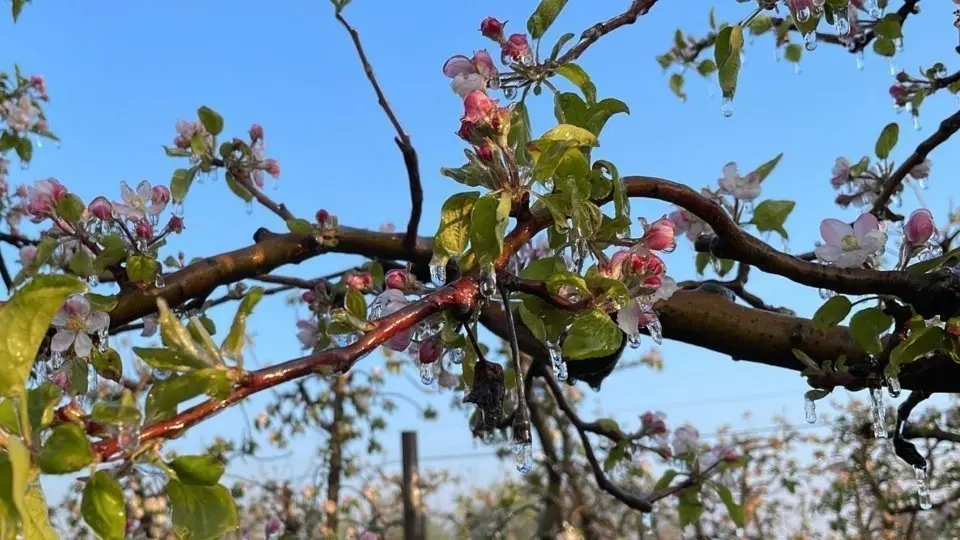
[428,256,447,287]
[445,348,464,365]
[245,201,254,215]
[645,312,663,345]
[856,51,865,71]
[863,0,882,18]
[835,8,851,36]
[50,350,63,369]
[794,63,803,75]
[548,340,567,382]
[513,441,534,474]
[721,96,734,118]
[913,114,921,131]
[803,31,818,52]
[155,272,165,288]
[413,316,444,342]
[88,275,100,288]
[804,396,817,424]
[887,376,902,398]
[172,202,185,217]
[478,266,497,298]
[895,37,904,52]
[627,332,642,349]
[888,57,897,76]
[97,327,109,353]
[915,467,933,510]
[870,387,888,439]
[419,361,436,385]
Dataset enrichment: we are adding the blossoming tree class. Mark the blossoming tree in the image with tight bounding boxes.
[2,0,960,537]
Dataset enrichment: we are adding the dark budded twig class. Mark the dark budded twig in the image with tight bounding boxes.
[335,12,422,255]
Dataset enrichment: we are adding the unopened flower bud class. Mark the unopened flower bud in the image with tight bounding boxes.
[895,71,910,83]
[904,208,935,245]
[418,336,442,364]
[641,217,676,251]
[88,197,113,221]
[167,215,185,234]
[480,17,505,40]
[476,144,494,161]
[316,209,329,223]
[385,269,410,291]
[151,185,171,205]
[264,159,281,178]
[18,245,37,267]
[135,220,153,240]
[463,90,495,123]
[502,33,532,63]
[249,123,264,141]
[946,317,960,336]
[302,290,317,304]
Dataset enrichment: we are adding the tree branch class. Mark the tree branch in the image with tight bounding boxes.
[335,12,422,255]
[0,249,12,292]
[556,0,661,65]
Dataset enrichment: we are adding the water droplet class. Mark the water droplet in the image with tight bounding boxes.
[740,51,747,66]
[720,96,734,118]
[645,312,663,345]
[429,257,447,287]
[888,57,897,76]
[895,37,904,52]
[804,396,817,424]
[20,160,29,170]
[97,327,109,353]
[419,361,436,385]
[796,6,812,23]
[915,466,933,510]
[173,202,185,217]
[856,51,865,71]
[479,266,497,298]
[503,87,517,99]
[548,341,567,382]
[489,73,501,90]
[445,348,464,365]
[155,272,165,289]
[88,275,100,288]
[818,288,836,300]
[628,332,642,349]
[135,238,148,252]
[794,63,803,75]
[50,350,63,369]
[803,32,818,51]
[913,114,921,131]
[368,298,383,320]
[513,441,533,474]
[119,426,140,453]
[863,0,882,18]
[413,316,444,342]
[835,10,851,36]
[774,46,782,63]
[870,386,888,439]
[482,430,495,444]
[888,376,902,398]
[245,201,254,215]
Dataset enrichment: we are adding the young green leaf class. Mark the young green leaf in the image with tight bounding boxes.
[171,168,197,202]
[712,483,745,528]
[432,192,481,266]
[890,326,945,368]
[169,455,226,486]
[750,200,795,238]
[196,106,224,136]
[470,192,512,267]
[167,480,239,540]
[751,153,784,183]
[562,308,623,360]
[541,123,599,147]
[875,122,899,160]
[555,63,596,105]
[82,471,126,540]
[144,369,231,423]
[813,295,852,330]
[344,289,367,321]
[37,424,94,474]
[221,287,265,362]
[849,307,893,354]
[527,0,569,39]
[715,25,743,98]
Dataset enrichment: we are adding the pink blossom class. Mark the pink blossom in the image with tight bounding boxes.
[908,158,931,180]
[29,75,46,97]
[904,208,935,246]
[616,299,659,338]
[480,17,504,40]
[173,119,210,151]
[344,271,372,291]
[113,180,167,221]
[264,159,281,179]
[249,123,264,141]
[151,185,171,205]
[443,51,499,98]
[815,213,886,267]
[418,336,442,365]
[23,178,67,221]
[476,144,494,161]
[374,290,414,351]
[641,411,667,436]
[718,162,762,200]
[18,245,37,267]
[462,90,495,124]
[316,209,330,223]
[502,33,531,63]
[385,269,416,292]
[668,208,711,241]
[831,157,850,188]
[671,424,700,456]
[167,215,185,234]
[135,220,153,239]
[302,290,317,304]
[640,217,676,251]
[51,295,110,358]
[88,197,113,221]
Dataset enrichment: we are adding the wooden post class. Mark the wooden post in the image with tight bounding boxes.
[401,431,425,540]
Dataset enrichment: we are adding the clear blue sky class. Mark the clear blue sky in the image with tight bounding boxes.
[3,0,958,509]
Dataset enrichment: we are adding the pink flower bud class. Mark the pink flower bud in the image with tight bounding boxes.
[463,90,495,123]
[151,185,171,205]
[15,184,28,197]
[167,215,185,234]
[385,269,408,291]
[88,197,113,221]
[418,337,442,365]
[480,17,504,40]
[904,208,935,245]
[46,179,68,201]
[641,411,667,435]
[249,123,264,141]
[135,220,153,240]
[316,209,329,223]
[264,159,281,179]
[302,290,317,304]
[29,75,46,97]
[889,84,907,104]
[502,34,531,62]
[18,245,37,267]
[476,144,494,161]
[473,49,496,79]
[641,217,676,251]
[345,272,372,291]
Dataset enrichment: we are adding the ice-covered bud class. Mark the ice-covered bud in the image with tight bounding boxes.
[151,185,171,205]
[480,17,505,40]
[418,336,442,365]
[345,271,373,291]
[302,290,317,304]
[316,209,329,223]
[30,75,46,97]
[909,158,931,180]
[904,208,935,246]
[476,144,494,161]
[18,245,37,267]
[502,33,531,62]
[88,197,113,221]
[385,269,417,292]
[641,217,676,251]
[135,220,153,240]
[641,411,667,436]
[167,215,185,234]
[249,123,264,141]
[671,424,700,456]
[264,159,281,179]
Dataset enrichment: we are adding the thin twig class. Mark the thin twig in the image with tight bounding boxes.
[334,12,422,255]
[0,249,12,292]
[557,0,660,65]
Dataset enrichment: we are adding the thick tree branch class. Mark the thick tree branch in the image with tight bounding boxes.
[870,108,960,219]
[335,13,422,255]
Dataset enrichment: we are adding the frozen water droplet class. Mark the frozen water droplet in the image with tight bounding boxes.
[155,272,165,288]
[173,202,185,217]
[794,63,803,75]
[135,238,147,252]
[20,160,29,170]
[119,426,140,453]
[888,376,902,398]
[796,6,811,23]
[895,37,904,52]
[915,466,932,510]
[740,51,747,65]
[888,57,897,76]
[97,327,110,353]
[514,441,533,474]
[721,96,734,118]
[645,314,663,345]
[548,341,567,382]
[835,10,851,36]
[50,350,63,369]
[88,274,100,288]
[856,51,865,71]
[429,257,447,287]
[479,266,497,298]
[419,361,436,385]
[482,430,495,444]
[628,332,642,349]
[870,387,888,439]
[774,46,782,63]
[707,81,716,98]
[445,348,464,365]
[245,201,254,215]
[803,32,818,51]
[913,115,921,131]
[819,288,836,300]
[804,396,817,423]
[863,0,882,18]
[503,87,517,99]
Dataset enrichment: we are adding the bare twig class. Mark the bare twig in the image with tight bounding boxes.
[0,249,12,292]
[335,13,422,255]
[557,0,661,65]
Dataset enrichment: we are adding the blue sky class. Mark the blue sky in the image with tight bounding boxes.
[3,0,959,511]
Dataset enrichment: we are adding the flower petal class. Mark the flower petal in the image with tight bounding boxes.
[385,329,413,352]
[722,162,738,181]
[617,301,641,336]
[853,213,879,241]
[836,249,869,268]
[66,295,91,318]
[819,219,853,246]
[136,180,153,200]
[442,55,475,78]
[120,181,136,205]
[85,311,110,332]
[50,330,76,352]
[860,230,887,254]
[74,332,93,358]
[52,309,69,328]
[815,244,844,263]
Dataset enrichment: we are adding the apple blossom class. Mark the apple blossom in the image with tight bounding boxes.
[249,123,264,141]
[135,220,153,240]
[385,269,417,292]
[462,90,495,123]
[640,217,676,251]
[443,51,499,98]
[88,197,113,220]
[372,289,414,351]
[480,17,504,40]
[18,245,36,267]
[51,295,110,358]
[418,336,442,364]
[904,208,935,246]
[151,185,171,205]
[831,157,850,188]
[671,424,700,456]
[296,319,319,350]
[173,119,211,151]
[718,162,761,200]
[3,95,41,132]
[909,158,931,180]
[344,271,373,291]
[167,215,185,234]
[264,158,281,179]
[476,143,494,161]
[113,180,168,221]
[502,33,532,63]
[23,178,67,221]
[302,290,317,304]
[316,209,330,223]
[668,207,712,241]
[640,411,667,436]
[30,75,46,97]
[815,213,887,267]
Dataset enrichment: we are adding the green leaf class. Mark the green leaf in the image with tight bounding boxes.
[875,122,899,160]
[784,43,803,63]
[330,0,352,14]
[603,440,629,472]
[654,469,678,491]
[0,275,85,397]
[555,63,596,105]
[873,37,895,56]
[470,193,512,267]
[549,32,575,61]
[519,256,567,281]
[751,153,783,183]
[11,0,25,22]
[554,92,588,127]
[64,357,89,396]
[55,194,85,223]
[221,287,264,362]
[134,347,210,372]
[126,255,159,284]
[545,271,590,298]
[849,307,893,354]
[696,59,717,76]
[874,15,902,39]
[678,489,704,527]
[890,326,945,368]
[196,106,224,136]
[157,298,202,360]
[17,482,57,540]
[715,25,743,98]
[90,347,123,382]
[669,73,687,101]
[37,424,93,474]
[750,200,795,239]
[171,168,197,203]
[585,274,630,310]
[15,137,32,163]
[167,480,239,540]
[813,295,852,330]
[792,349,820,372]
[562,308,622,360]
[169,455,226,486]
[90,400,142,427]
[224,171,253,203]
[1,439,57,539]
[542,123,599,147]
[0,384,61,438]
[432,192,481,266]
[82,471,126,540]
[144,368,231,423]
[518,301,547,343]
[344,289,367,321]
[527,0,568,39]
[712,483,744,528]
[86,293,119,312]
[508,101,533,166]
[695,252,711,275]
[286,218,313,235]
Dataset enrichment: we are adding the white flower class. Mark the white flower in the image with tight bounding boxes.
[296,319,319,350]
[831,157,850,188]
[718,162,761,200]
[909,158,931,180]
[815,213,886,268]
[451,73,486,98]
[113,180,167,221]
[671,424,700,456]
[668,208,712,242]
[51,295,110,358]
